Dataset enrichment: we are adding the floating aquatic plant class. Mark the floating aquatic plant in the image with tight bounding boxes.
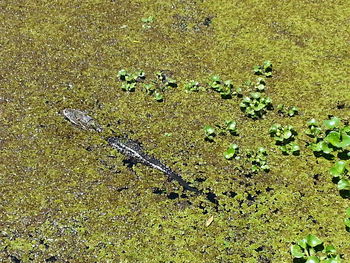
[240,92,273,119]
[269,124,299,155]
[277,104,299,117]
[156,71,177,88]
[253,60,273,77]
[223,144,239,160]
[118,69,145,92]
[329,161,350,191]
[209,75,236,99]
[246,147,269,172]
[184,81,204,92]
[307,117,350,158]
[290,234,341,263]
[224,120,238,136]
[204,125,216,142]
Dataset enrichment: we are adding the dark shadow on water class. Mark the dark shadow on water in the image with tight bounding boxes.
[152,188,166,195]
[206,191,219,206]
[167,192,179,199]
[45,256,58,262]
[338,151,350,160]
[339,190,350,199]
[223,191,237,198]
[123,158,138,168]
[313,152,334,160]
[293,259,306,263]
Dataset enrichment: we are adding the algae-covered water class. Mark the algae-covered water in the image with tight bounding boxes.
[1,0,350,262]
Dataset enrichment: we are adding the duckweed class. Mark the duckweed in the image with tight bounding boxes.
[2,0,350,262]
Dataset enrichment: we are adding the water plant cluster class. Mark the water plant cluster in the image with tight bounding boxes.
[239,92,273,119]
[269,124,300,155]
[290,234,341,263]
[203,120,238,142]
[329,160,350,191]
[203,122,269,170]
[184,81,205,93]
[307,117,350,157]
[253,60,273,77]
[277,104,299,117]
[117,69,145,92]
[246,147,269,172]
[117,69,178,101]
[116,64,348,261]
[238,66,274,119]
[117,61,275,109]
[305,116,350,191]
[208,75,240,99]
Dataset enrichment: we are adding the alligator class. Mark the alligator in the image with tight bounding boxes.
[107,136,201,193]
[63,108,103,132]
[62,108,202,195]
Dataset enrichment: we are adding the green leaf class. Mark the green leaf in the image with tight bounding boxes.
[323,255,342,263]
[338,178,350,190]
[253,65,262,74]
[224,144,239,160]
[258,147,267,155]
[290,244,305,258]
[251,92,261,99]
[306,234,323,248]
[264,71,272,77]
[153,91,163,102]
[308,118,318,127]
[309,142,322,152]
[269,124,280,135]
[329,161,346,177]
[117,69,128,79]
[324,245,336,254]
[121,82,136,92]
[204,125,215,135]
[224,80,233,87]
[323,117,341,130]
[263,60,272,70]
[290,143,300,152]
[310,140,333,153]
[224,149,235,160]
[320,141,333,154]
[283,130,292,139]
[339,133,350,148]
[256,84,265,91]
[211,75,221,82]
[298,238,308,249]
[306,256,320,263]
[325,131,341,147]
[225,121,237,134]
[280,145,287,153]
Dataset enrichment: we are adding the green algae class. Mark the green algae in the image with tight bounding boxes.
[1,0,350,262]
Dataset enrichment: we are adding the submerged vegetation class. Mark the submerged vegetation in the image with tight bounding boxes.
[1,0,349,262]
